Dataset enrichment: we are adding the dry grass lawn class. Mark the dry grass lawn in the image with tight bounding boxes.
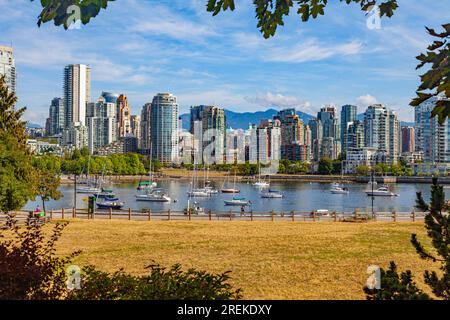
[52,219,437,300]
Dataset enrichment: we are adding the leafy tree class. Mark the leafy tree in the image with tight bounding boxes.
[0,219,80,300]
[34,169,62,213]
[318,157,333,175]
[0,134,36,214]
[410,24,450,124]
[365,178,450,300]
[356,165,370,176]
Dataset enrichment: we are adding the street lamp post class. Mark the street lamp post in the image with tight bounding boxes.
[371,170,375,218]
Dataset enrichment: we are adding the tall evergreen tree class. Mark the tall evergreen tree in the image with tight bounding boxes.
[0,76,36,213]
[365,178,450,300]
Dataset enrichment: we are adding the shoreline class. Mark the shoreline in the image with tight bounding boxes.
[59,169,450,185]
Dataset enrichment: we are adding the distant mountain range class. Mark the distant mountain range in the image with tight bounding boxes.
[26,123,43,129]
[180,108,413,130]
[180,108,315,130]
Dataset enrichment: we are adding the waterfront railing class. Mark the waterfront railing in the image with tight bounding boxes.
[1,208,427,224]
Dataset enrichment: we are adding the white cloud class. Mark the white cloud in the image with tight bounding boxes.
[356,94,378,107]
[245,92,312,113]
[265,39,363,63]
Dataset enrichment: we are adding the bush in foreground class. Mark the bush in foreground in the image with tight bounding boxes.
[0,217,242,300]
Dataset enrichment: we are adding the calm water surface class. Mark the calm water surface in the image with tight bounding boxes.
[24,181,447,213]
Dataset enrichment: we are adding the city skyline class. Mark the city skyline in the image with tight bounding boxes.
[0,0,448,124]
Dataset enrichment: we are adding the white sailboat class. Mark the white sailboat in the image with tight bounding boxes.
[76,155,101,193]
[253,162,270,188]
[136,188,171,202]
[187,161,212,197]
[137,143,157,191]
[221,170,240,193]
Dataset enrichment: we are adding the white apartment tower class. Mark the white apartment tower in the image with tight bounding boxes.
[64,64,91,127]
[364,104,399,164]
[0,46,16,93]
[415,96,450,163]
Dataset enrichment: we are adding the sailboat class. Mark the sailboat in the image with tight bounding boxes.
[137,143,157,191]
[77,155,101,193]
[187,162,212,197]
[221,170,240,193]
[253,162,269,188]
[136,188,171,202]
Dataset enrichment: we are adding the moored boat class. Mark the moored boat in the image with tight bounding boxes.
[365,186,398,197]
[224,197,251,206]
[96,201,124,210]
[261,189,283,198]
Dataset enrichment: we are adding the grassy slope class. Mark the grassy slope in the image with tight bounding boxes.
[54,220,436,300]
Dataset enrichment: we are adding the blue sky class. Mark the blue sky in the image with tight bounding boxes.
[0,0,448,124]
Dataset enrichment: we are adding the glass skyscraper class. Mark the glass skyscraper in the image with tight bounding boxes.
[340,104,357,153]
[150,93,179,164]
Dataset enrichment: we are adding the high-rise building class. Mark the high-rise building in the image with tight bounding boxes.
[248,121,281,165]
[275,109,307,161]
[401,126,415,154]
[150,93,179,164]
[346,120,365,150]
[340,105,357,153]
[202,106,226,164]
[189,105,226,164]
[415,96,450,163]
[364,104,399,164]
[86,96,117,154]
[318,106,340,140]
[190,105,208,134]
[0,46,16,93]
[64,64,91,127]
[62,122,88,149]
[116,94,131,138]
[130,115,141,143]
[140,103,152,152]
[47,97,64,136]
[308,119,323,161]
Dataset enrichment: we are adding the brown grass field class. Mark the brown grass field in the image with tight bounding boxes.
[52,219,437,300]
